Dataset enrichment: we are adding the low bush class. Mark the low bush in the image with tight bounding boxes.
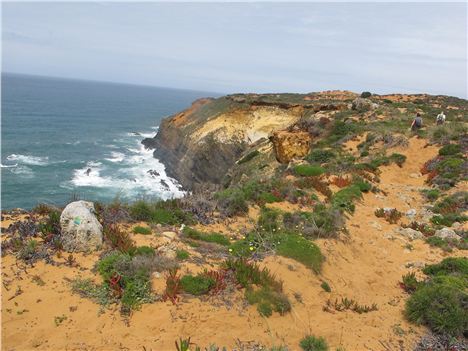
[430,213,467,227]
[132,226,152,235]
[215,188,248,217]
[276,233,323,273]
[438,144,461,156]
[294,165,326,177]
[224,258,290,317]
[129,199,194,225]
[175,249,190,260]
[103,224,135,253]
[182,227,230,246]
[433,192,467,215]
[258,207,281,232]
[331,184,364,213]
[321,281,331,292]
[421,188,440,201]
[300,335,328,351]
[361,91,372,98]
[238,150,260,164]
[306,149,335,164]
[404,257,468,337]
[400,272,419,293]
[180,274,215,296]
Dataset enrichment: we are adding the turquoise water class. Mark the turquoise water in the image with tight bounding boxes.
[1,73,216,209]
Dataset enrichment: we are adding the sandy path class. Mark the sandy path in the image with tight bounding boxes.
[1,137,464,351]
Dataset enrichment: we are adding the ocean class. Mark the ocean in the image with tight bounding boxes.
[1,73,217,210]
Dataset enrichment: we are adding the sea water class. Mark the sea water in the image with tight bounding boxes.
[1,73,217,209]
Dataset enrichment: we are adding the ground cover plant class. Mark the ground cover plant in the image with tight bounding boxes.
[223,258,291,317]
[404,257,468,337]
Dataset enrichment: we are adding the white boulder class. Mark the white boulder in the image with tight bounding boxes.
[60,201,103,252]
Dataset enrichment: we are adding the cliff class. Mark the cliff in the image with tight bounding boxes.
[142,91,353,189]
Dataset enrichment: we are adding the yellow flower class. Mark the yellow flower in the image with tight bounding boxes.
[249,247,254,251]
[229,248,233,252]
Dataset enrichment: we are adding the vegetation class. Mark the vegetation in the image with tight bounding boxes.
[238,150,260,164]
[294,165,326,177]
[129,199,194,225]
[320,281,331,292]
[405,257,468,337]
[300,335,329,351]
[182,227,230,246]
[223,258,291,317]
[132,225,152,235]
[175,249,190,260]
[180,274,215,295]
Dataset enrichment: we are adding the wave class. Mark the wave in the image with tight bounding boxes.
[1,163,18,168]
[6,154,49,166]
[10,165,34,178]
[69,141,184,199]
[105,151,126,163]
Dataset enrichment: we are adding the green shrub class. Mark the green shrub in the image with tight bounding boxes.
[283,206,343,239]
[176,249,190,260]
[130,246,155,256]
[405,281,467,336]
[300,335,329,351]
[422,257,468,278]
[332,184,363,213]
[257,301,273,317]
[327,121,360,143]
[129,200,152,221]
[129,199,193,225]
[306,149,335,164]
[258,207,281,231]
[430,214,467,227]
[258,192,282,204]
[389,153,407,167]
[360,91,372,98]
[433,192,468,214]
[182,227,230,246]
[401,272,419,293]
[321,281,331,292]
[294,165,326,177]
[215,188,248,217]
[276,233,323,273]
[421,189,440,201]
[132,226,152,235]
[439,144,461,156]
[404,257,468,337]
[238,150,260,164]
[180,274,215,295]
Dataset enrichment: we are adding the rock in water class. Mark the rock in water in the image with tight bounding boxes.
[60,201,103,252]
[270,130,312,163]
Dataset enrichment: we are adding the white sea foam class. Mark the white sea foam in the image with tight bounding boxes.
[1,163,18,168]
[6,154,49,166]
[70,136,184,200]
[105,151,126,163]
[10,165,34,178]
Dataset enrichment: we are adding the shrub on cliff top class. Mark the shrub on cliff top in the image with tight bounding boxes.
[215,188,248,217]
[294,165,325,177]
[300,335,329,351]
[404,257,468,337]
[180,274,215,295]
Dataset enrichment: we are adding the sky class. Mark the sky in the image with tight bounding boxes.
[2,2,467,98]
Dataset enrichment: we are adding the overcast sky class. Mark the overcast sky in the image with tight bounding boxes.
[2,2,467,97]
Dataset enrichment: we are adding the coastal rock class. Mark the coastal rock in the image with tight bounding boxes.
[351,98,378,112]
[270,130,312,163]
[395,227,424,240]
[161,231,177,240]
[60,201,103,252]
[406,209,417,218]
[141,96,308,189]
[434,228,460,241]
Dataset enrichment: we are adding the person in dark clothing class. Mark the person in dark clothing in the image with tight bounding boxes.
[411,113,423,131]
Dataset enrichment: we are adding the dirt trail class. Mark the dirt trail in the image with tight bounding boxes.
[1,137,464,351]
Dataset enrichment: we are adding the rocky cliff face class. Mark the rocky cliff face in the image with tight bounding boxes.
[142,90,466,190]
[143,92,350,189]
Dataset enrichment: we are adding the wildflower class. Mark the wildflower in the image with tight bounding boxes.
[249,247,254,251]
[229,248,233,252]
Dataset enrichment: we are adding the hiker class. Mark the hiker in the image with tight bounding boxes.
[411,113,423,131]
[436,111,446,125]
